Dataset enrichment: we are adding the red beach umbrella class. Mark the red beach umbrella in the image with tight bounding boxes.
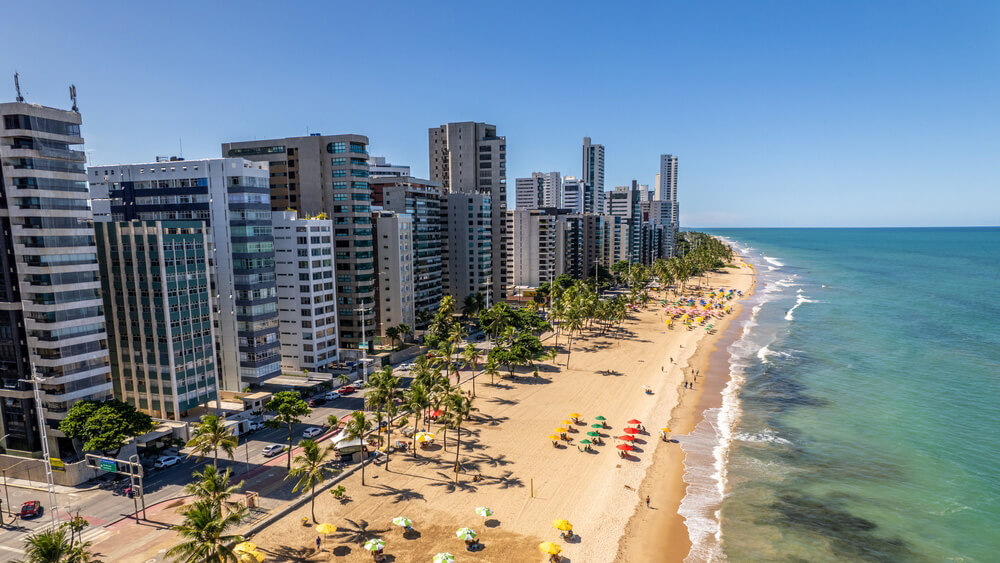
[623,427,639,435]
[616,444,634,451]
[627,419,641,425]
[618,435,635,442]
[430,409,443,417]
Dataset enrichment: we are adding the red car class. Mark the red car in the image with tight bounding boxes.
[337,385,356,395]
[20,500,42,518]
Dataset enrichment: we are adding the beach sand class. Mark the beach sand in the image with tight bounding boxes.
[250,261,755,563]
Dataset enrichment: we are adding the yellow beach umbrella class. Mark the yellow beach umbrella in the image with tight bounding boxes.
[552,518,573,531]
[539,542,562,555]
[237,550,265,563]
[415,432,435,442]
[547,435,560,440]
[661,427,671,432]
[316,523,338,535]
[569,413,581,418]
[554,427,567,433]
[234,542,258,553]
[561,419,574,425]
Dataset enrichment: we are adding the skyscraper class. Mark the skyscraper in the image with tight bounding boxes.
[561,176,585,214]
[428,122,506,301]
[89,158,279,389]
[514,171,561,210]
[656,154,678,202]
[373,210,414,339]
[222,135,375,354]
[582,137,605,214]
[1,101,112,456]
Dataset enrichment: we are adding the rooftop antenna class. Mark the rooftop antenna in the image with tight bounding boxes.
[69,84,78,112]
[14,72,24,102]
[179,138,183,159]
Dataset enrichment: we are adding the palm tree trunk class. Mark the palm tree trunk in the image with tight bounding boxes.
[287,423,294,470]
[361,449,366,486]
[214,446,218,469]
[386,421,392,471]
[454,422,462,480]
[566,334,574,368]
[311,483,317,523]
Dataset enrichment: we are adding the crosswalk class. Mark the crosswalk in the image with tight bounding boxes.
[0,520,111,554]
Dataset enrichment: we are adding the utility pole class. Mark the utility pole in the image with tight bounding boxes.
[356,307,369,384]
[25,361,58,526]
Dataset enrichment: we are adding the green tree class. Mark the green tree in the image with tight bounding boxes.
[185,414,238,468]
[287,439,334,523]
[403,382,431,455]
[461,343,483,397]
[442,392,477,481]
[385,326,401,350]
[264,391,311,470]
[184,465,244,513]
[483,357,501,385]
[343,411,373,485]
[59,399,153,456]
[166,500,246,563]
[14,526,99,563]
[397,323,413,344]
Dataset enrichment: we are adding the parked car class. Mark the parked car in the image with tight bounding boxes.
[248,420,264,432]
[19,500,42,518]
[324,391,341,401]
[337,385,356,395]
[307,397,326,407]
[262,444,284,457]
[153,455,180,469]
[302,426,323,438]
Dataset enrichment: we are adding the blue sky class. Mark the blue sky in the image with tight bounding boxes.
[4,1,998,227]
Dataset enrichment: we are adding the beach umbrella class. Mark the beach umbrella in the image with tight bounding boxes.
[548,434,560,440]
[392,516,413,528]
[579,439,592,445]
[475,506,494,518]
[316,523,337,535]
[569,412,581,418]
[364,538,386,552]
[661,427,671,433]
[430,409,443,417]
[552,519,573,531]
[237,550,265,563]
[433,554,455,563]
[616,444,634,451]
[590,423,603,429]
[627,419,641,424]
[554,427,567,433]
[618,435,635,441]
[595,416,606,421]
[561,419,574,425]
[539,542,562,555]
[623,427,639,435]
[415,432,435,443]
[586,431,600,437]
[234,542,257,552]
[456,527,477,541]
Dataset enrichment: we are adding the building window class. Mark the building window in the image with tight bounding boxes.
[328,142,346,154]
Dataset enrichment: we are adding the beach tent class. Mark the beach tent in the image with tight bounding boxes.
[329,429,363,454]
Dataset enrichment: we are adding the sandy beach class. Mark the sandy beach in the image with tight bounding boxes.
[250,259,755,563]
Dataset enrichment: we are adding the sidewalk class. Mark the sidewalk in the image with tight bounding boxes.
[2,476,99,494]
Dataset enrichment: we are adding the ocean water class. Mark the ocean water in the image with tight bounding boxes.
[679,228,1000,562]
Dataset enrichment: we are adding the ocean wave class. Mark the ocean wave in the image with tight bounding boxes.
[735,430,793,445]
[763,255,784,267]
[784,294,818,321]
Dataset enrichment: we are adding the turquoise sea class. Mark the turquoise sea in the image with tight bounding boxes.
[678,228,1000,562]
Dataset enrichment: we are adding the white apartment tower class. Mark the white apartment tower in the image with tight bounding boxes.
[582,137,605,214]
[272,212,339,372]
[561,176,585,214]
[373,210,415,338]
[515,171,561,210]
[505,209,558,289]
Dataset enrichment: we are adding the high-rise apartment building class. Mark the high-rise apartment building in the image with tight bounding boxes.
[222,135,375,354]
[89,158,278,389]
[428,122,506,301]
[369,156,410,178]
[561,176,585,214]
[607,183,642,261]
[656,154,678,202]
[443,193,492,306]
[95,221,218,420]
[371,176,442,328]
[504,209,558,289]
[1,102,112,456]
[272,211,339,372]
[514,171,561,210]
[581,137,604,214]
[373,210,414,339]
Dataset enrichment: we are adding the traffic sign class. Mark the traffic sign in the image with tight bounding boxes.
[99,458,116,472]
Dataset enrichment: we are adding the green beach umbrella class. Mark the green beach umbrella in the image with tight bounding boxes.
[595,416,606,421]
[393,516,413,528]
[456,527,478,541]
[587,431,600,437]
[591,423,603,429]
[475,506,493,518]
[433,554,455,563]
[579,439,592,444]
[364,538,386,552]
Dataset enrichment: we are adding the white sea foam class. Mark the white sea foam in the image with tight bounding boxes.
[763,255,784,267]
[735,429,793,445]
[784,294,818,321]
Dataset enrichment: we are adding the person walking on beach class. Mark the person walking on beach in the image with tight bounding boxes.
[646,495,651,508]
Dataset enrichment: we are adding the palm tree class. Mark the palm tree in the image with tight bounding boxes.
[443,392,477,481]
[434,337,459,383]
[287,439,333,523]
[385,326,401,350]
[403,382,430,455]
[483,357,501,386]
[397,323,412,345]
[166,500,246,563]
[15,527,98,563]
[562,308,584,369]
[343,411,373,485]
[62,514,89,551]
[185,465,244,513]
[461,342,483,397]
[186,414,237,468]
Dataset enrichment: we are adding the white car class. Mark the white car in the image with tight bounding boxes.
[262,444,283,457]
[302,427,323,438]
[153,455,179,469]
[324,391,341,401]
[248,420,264,431]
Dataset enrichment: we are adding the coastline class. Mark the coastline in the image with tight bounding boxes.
[615,258,756,562]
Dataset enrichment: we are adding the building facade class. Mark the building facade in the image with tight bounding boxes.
[561,176,585,214]
[95,221,218,420]
[370,176,442,328]
[222,135,375,354]
[89,158,278,389]
[272,211,339,372]
[504,209,558,289]
[1,102,112,456]
[428,122,507,301]
[443,192,492,306]
[581,137,604,214]
[369,156,410,178]
[373,210,414,340]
